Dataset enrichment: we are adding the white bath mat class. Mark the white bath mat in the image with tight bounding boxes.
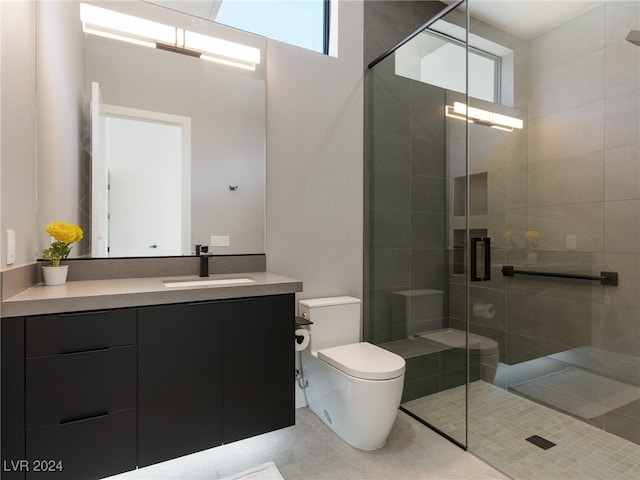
[221,462,284,480]
[511,367,640,419]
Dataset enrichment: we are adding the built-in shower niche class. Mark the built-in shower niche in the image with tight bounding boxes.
[453,228,488,275]
[453,172,488,217]
[451,172,488,275]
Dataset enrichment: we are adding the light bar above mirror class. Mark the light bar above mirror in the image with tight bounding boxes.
[80,3,260,70]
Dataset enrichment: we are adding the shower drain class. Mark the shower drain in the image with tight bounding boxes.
[526,435,556,450]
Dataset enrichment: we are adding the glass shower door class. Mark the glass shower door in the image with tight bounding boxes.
[368,1,640,477]
[366,0,471,448]
[464,1,640,479]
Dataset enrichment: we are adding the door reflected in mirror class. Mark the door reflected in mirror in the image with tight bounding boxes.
[92,83,192,257]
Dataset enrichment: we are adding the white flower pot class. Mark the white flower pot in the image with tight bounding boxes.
[42,265,69,286]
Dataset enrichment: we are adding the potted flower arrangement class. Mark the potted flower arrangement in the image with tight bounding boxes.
[525,230,540,263]
[41,222,83,285]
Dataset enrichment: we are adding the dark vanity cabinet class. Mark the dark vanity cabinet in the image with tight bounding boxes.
[138,294,295,465]
[222,295,295,443]
[1,317,25,480]
[138,302,224,467]
[1,293,295,479]
[24,309,138,480]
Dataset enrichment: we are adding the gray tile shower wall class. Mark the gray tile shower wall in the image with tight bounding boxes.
[363,0,450,344]
[367,55,448,344]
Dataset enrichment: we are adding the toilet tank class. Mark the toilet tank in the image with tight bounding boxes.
[299,297,361,352]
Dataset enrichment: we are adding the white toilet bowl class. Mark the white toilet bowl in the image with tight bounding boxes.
[300,297,406,450]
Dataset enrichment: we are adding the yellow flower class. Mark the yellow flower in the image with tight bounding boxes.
[43,222,83,267]
[525,230,540,240]
[45,222,83,243]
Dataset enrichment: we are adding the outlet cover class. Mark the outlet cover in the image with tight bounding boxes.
[566,234,577,250]
[6,229,15,264]
[211,235,230,247]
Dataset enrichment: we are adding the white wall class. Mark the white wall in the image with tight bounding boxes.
[1,0,37,269]
[266,0,364,304]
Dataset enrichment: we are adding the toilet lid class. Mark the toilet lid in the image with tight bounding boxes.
[317,342,406,380]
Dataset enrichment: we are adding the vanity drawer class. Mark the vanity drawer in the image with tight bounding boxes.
[26,345,136,429]
[26,308,136,357]
[26,408,136,480]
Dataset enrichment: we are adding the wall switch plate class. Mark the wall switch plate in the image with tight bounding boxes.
[566,234,577,250]
[211,235,230,247]
[6,229,15,264]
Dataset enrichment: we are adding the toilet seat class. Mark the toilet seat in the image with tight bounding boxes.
[317,342,405,380]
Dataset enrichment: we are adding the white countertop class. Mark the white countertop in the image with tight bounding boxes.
[2,272,303,317]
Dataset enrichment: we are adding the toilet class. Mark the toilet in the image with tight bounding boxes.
[299,296,405,450]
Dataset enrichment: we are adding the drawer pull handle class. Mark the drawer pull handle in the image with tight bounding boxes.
[60,346,110,356]
[187,300,224,306]
[57,311,110,318]
[60,411,109,425]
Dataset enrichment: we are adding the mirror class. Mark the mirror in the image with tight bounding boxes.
[36,0,266,258]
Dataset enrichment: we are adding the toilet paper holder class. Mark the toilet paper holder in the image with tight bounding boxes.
[294,316,313,345]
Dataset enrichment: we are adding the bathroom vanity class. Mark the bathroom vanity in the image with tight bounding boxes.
[1,272,302,479]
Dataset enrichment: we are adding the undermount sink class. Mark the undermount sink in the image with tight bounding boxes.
[163,277,256,288]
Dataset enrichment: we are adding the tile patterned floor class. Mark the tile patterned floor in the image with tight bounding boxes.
[107,407,509,480]
[404,381,640,480]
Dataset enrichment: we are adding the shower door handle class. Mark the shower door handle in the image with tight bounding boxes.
[470,237,491,282]
[483,237,491,281]
[470,237,481,281]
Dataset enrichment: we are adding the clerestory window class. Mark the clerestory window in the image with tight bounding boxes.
[214,0,330,54]
[395,20,514,106]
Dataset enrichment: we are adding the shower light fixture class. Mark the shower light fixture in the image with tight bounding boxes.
[80,3,260,71]
[445,102,523,132]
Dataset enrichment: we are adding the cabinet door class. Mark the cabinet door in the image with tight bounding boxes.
[222,294,295,443]
[138,302,223,467]
[2,317,25,480]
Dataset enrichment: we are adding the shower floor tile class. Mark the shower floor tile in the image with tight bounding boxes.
[404,381,640,480]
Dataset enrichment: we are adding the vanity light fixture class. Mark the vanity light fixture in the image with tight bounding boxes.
[80,3,260,71]
[445,101,523,132]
